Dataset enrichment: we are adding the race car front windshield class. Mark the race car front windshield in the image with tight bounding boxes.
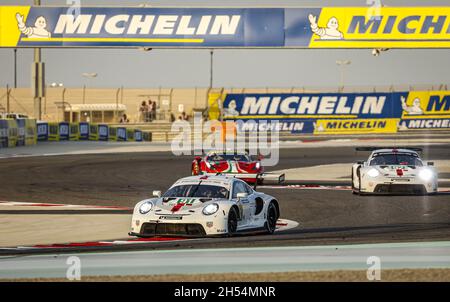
[207,154,250,162]
[370,153,423,166]
[163,184,230,199]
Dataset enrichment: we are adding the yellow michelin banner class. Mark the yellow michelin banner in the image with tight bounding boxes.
[309,7,450,49]
[2,6,450,48]
[208,92,225,121]
[313,118,399,135]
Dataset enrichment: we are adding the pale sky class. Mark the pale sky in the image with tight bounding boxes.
[0,0,449,89]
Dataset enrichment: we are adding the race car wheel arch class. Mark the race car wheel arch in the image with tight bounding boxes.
[352,165,362,194]
[351,168,359,194]
[227,206,239,236]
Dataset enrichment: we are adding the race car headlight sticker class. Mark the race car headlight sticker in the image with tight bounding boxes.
[205,161,212,168]
[139,202,153,214]
[255,162,261,169]
[202,203,219,215]
[419,169,434,181]
[367,168,380,178]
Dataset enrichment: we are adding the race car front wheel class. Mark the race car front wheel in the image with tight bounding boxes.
[351,168,361,195]
[227,207,238,236]
[265,202,278,234]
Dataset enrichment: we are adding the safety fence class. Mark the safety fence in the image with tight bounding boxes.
[0,118,37,148]
[0,120,153,148]
[36,122,151,142]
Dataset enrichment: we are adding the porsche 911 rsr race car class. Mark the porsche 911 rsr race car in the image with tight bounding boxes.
[351,147,438,195]
[191,150,284,184]
[129,175,280,237]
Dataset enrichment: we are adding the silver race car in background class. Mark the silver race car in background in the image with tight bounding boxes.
[129,175,280,237]
[352,147,438,195]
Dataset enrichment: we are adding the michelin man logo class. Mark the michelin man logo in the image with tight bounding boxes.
[308,14,344,40]
[16,13,51,38]
[313,122,325,132]
[223,100,240,117]
[401,96,424,115]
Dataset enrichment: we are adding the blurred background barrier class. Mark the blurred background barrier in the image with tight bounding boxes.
[0,118,36,148]
[108,126,117,141]
[48,122,69,141]
[89,124,99,141]
[134,129,143,142]
[98,124,109,141]
[126,128,135,142]
[23,121,146,145]
[69,123,79,141]
[25,119,37,146]
[142,131,152,142]
[117,127,127,141]
[37,122,48,141]
[79,122,89,140]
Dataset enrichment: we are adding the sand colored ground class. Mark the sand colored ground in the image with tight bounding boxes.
[0,214,131,247]
[3,269,450,282]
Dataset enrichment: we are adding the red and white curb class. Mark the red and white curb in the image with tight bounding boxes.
[0,219,299,251]
[0,201,131,210]
[275,218,299,232]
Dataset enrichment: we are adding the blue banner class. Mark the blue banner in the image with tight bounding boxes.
[223,91,450,133]
[37,122,48,141]
[13,7,319,48]
[223,92,406,134]
[4,6,450,48]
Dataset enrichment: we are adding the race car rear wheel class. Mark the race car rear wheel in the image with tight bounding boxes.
[227,207,238,236]
[265,202,278,234]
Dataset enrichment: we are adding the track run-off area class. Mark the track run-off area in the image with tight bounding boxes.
[0,138,449,254]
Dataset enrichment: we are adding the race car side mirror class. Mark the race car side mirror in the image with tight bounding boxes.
[427,162,434,166]
[194,156,202,161]
[357,161,364,165]
[153,190,162,198]
[236,192,248,199]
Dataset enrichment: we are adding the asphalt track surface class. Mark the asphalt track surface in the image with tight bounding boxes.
[1,145,450,252]
[2,242,450,279]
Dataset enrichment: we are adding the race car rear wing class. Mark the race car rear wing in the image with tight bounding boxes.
[355,147,423,152]
[204,172,285,185]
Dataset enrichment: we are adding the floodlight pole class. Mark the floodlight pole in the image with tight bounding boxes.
[33,0,43,120]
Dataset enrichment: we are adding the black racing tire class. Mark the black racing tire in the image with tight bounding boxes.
[352,167,362,195]
[265,202,278,234]
[227,207,238,236]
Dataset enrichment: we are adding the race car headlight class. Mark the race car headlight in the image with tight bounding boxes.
[139,202,153,214]
[419,169,434,181]
[367,168,380,178]
[202,203,219,215]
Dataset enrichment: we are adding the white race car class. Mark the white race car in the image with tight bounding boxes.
[351,147,438,195]
[129,175,280,237]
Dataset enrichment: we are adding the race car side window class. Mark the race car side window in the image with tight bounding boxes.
[232,181,247,199]
[244,183,254,194]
